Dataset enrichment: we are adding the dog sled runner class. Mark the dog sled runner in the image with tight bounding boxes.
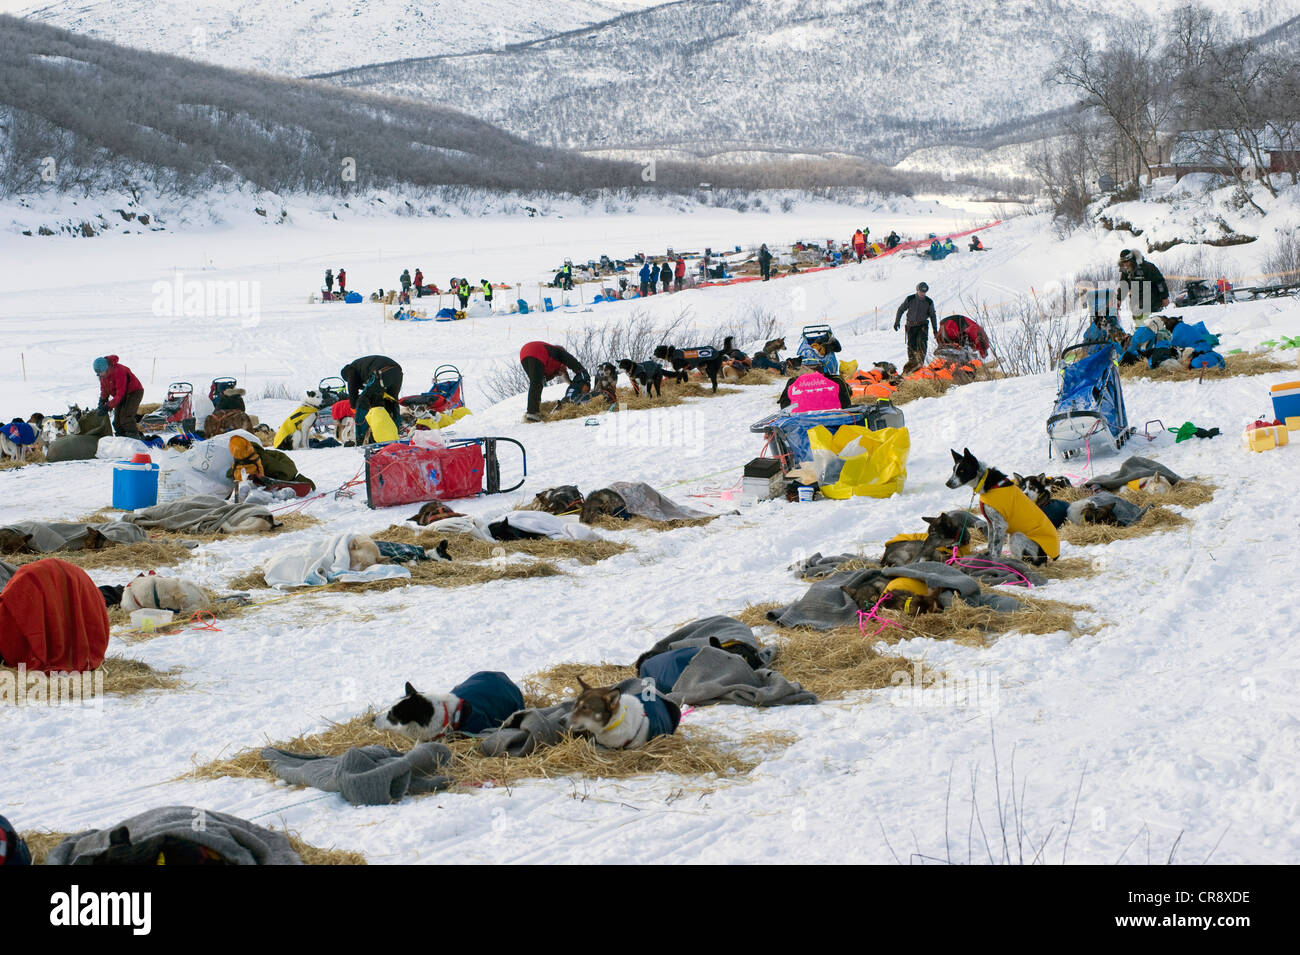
[398,364,465,416]
[140,382,195,434]
[1048,342,1134,460]
[364,436,526,508]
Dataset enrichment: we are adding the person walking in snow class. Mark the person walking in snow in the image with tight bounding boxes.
[481,279,494,307]
[457,279,471,310]
[852,229,867,261]
[895,282,938,372]
[757,244,773,281]
[400,269,412,295]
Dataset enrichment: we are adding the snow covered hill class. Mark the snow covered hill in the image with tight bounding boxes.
[21,0,659,76]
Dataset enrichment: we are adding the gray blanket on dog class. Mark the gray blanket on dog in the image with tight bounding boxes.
[608,482,710,521]
[44,412,112,463]
[0,559,18,591]
[477,702,574,758]
[768,560,1024,630]
[1077,491,1149,527]
[0,520,147,553]
[663,645,818,707]
[124,495,275,533]
[638,615,776,666]
[635,616,814,707]
[261,743,453,805]
[45,805,302,865]
[1085,456,1184,492]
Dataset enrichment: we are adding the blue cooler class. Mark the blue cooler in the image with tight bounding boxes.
[112,459,159,510]
[1270,380,1300,422]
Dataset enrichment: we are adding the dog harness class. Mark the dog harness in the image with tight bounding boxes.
[602,699,647,750]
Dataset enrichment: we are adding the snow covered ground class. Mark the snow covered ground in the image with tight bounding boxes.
[2,195,1298,864]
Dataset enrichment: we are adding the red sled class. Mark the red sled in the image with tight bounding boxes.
[364,437,526,509]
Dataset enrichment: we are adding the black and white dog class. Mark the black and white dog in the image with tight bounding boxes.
[374,682,463,741]
[945,448,1059,565]
[618,358,668,397]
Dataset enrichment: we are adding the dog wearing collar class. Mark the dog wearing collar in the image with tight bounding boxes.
[946,448,1059,565]
[373,682,463,741]
[568,676,650,750]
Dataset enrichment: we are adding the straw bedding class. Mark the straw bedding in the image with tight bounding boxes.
[1119,351,1291,381]
[541,382,744,420]
[187,714,790,790]
[5,538,195,571]
[19,829,366,865]
[3,656,183,697]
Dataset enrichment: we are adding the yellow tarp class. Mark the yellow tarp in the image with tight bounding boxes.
[808,424,909,499]
[366,407,399,443]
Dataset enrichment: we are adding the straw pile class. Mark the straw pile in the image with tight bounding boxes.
[1119,351,1291,381]
[524,661,637,706]
[108,593,261,639]
[19,830,366,865]
[735,602,920,699]
[580,513,718,532]
[541,382,742,420]
[742,591,1089,656]
[188,714,788,790]
[4,655,184,698]
[1052,479,1215,509]
[888,377,953,406]
[5,538,195,572]
[219,526,626,594]
[1058,504,1190,545]
[0,447,46,471]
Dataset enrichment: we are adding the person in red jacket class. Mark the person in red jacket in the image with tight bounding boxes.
[337,268,347,294]
[674,255,686,291]
[414,267,424,297]
[518,341,587,422]
[852,229,867,261]
[93,355,144,437]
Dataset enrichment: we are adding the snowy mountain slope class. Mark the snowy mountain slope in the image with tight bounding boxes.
[1,196,1299,864]
[21,0,658,76]
[291,0,1298,163]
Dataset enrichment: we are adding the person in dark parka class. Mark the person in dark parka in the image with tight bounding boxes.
[894,283,938,370]
[340,355,403,435]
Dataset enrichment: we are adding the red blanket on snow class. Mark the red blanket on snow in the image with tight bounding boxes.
[0,559,109,672]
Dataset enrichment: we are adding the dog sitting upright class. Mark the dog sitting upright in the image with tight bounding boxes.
[946,448,1059,565]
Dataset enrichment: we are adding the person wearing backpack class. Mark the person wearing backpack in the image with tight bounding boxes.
[341,355,403,441]
[400,269,412,294]
[519,341,587,422]
[93,355,145,438]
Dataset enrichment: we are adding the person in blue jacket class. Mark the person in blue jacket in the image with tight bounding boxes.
[638,260,653,297]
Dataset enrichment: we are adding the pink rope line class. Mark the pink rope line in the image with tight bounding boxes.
[857,593,901,638]
[946,549,1035,589]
